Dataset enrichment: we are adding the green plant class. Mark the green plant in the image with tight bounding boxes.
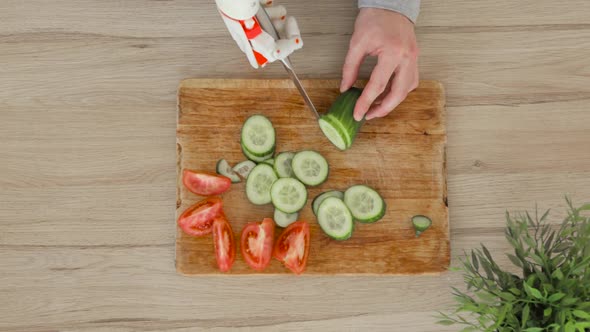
[439,198,590,332]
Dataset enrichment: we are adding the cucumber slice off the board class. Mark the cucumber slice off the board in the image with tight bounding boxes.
[240,115,276,157]
[232,160,256,179]
[270,178,308,214]
[274,209,299,228]
[312,190,344,216]
[344,185,386,223]
[246,164,278,205]
[412,215,432,237]
[274,152,295,178]
[291,150,329,186]
[216,159,241,183]
[317,197,354,241]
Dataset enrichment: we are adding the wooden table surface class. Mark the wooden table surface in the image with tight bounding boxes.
[1,1,589,331]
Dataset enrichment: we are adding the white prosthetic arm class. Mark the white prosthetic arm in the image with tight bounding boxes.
[215,0,303,68]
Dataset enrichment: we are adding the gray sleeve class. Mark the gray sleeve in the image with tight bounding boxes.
[358,0,421,23]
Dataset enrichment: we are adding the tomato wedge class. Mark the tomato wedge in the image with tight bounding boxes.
[183,169,231,196]
[177,197,223,237]
[212,213,236,272]
[241,218,275,271]
[273,221,310,275]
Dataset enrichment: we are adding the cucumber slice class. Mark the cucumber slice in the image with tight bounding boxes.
[274,152,295,178]
[412,215,432,237]
[216,159,241,183]
[262,158,275,166]
[317,197,353,240]
[241,143,274,163]
[312,190,344,216]
[270,178,308,214]
[232,160,256,179]
[344,185,386,223]
[246,164,278,205]
[291,150,329,186]
[274,209,299,228]
[241,115,276,157]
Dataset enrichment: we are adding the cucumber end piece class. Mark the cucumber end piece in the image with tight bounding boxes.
[412,215,432,236]
[319,117,348,151]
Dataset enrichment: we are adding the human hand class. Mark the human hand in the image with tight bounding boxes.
[340,8,419,121]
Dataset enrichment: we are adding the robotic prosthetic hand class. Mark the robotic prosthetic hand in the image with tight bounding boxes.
[216,0,303,68]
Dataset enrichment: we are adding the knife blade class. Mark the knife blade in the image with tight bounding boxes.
[255,7,320,119]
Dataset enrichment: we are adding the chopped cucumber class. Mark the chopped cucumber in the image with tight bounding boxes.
[274,152,295,178]
[216,159,241,183]
[241,115,276,157]
[291,150,329,186]
[319,88,364,150]
[274,209,299,228]
[312,190,344,216]
[270,178,307,214]
[344,185,386,223]
[232,160,256,179]
[241,143,274,163]
[246,164,278,205]
[262,158,275,166]
[412,215,432,237]
[317,197,353,240]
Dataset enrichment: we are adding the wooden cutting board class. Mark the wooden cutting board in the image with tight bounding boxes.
[176,79,448,275]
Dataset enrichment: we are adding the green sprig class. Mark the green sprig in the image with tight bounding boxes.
[438,198,590,331]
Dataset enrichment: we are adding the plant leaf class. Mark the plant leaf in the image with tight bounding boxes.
[572,310,590,319]
[507,254,523,268]
[460,327,477,332]
[565,322,576,332]
[544,231,555,251]
[579,203,590,211]
[524,283,544,299]
[521,304,530,328]
[562,297,579,306]
[544,307,552,317]
[509,288,521,296]
[548,292,566,302]
[481,245,493,262]
[471,251,479,270]
[436,320,455,326]
[499,292,516,301]
[524,328,544,332]
[529,253,544,265]
[552,269,564,280]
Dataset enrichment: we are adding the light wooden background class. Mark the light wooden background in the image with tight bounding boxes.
[1,1,589,331]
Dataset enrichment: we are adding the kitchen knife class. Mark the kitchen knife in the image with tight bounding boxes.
[255,8,320,119]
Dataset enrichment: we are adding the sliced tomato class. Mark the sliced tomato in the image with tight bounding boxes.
[212,213,236,272]
[177,197,223,237]
[183,169,231,196]
[241,218,275,271]
[273,220,310,275]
